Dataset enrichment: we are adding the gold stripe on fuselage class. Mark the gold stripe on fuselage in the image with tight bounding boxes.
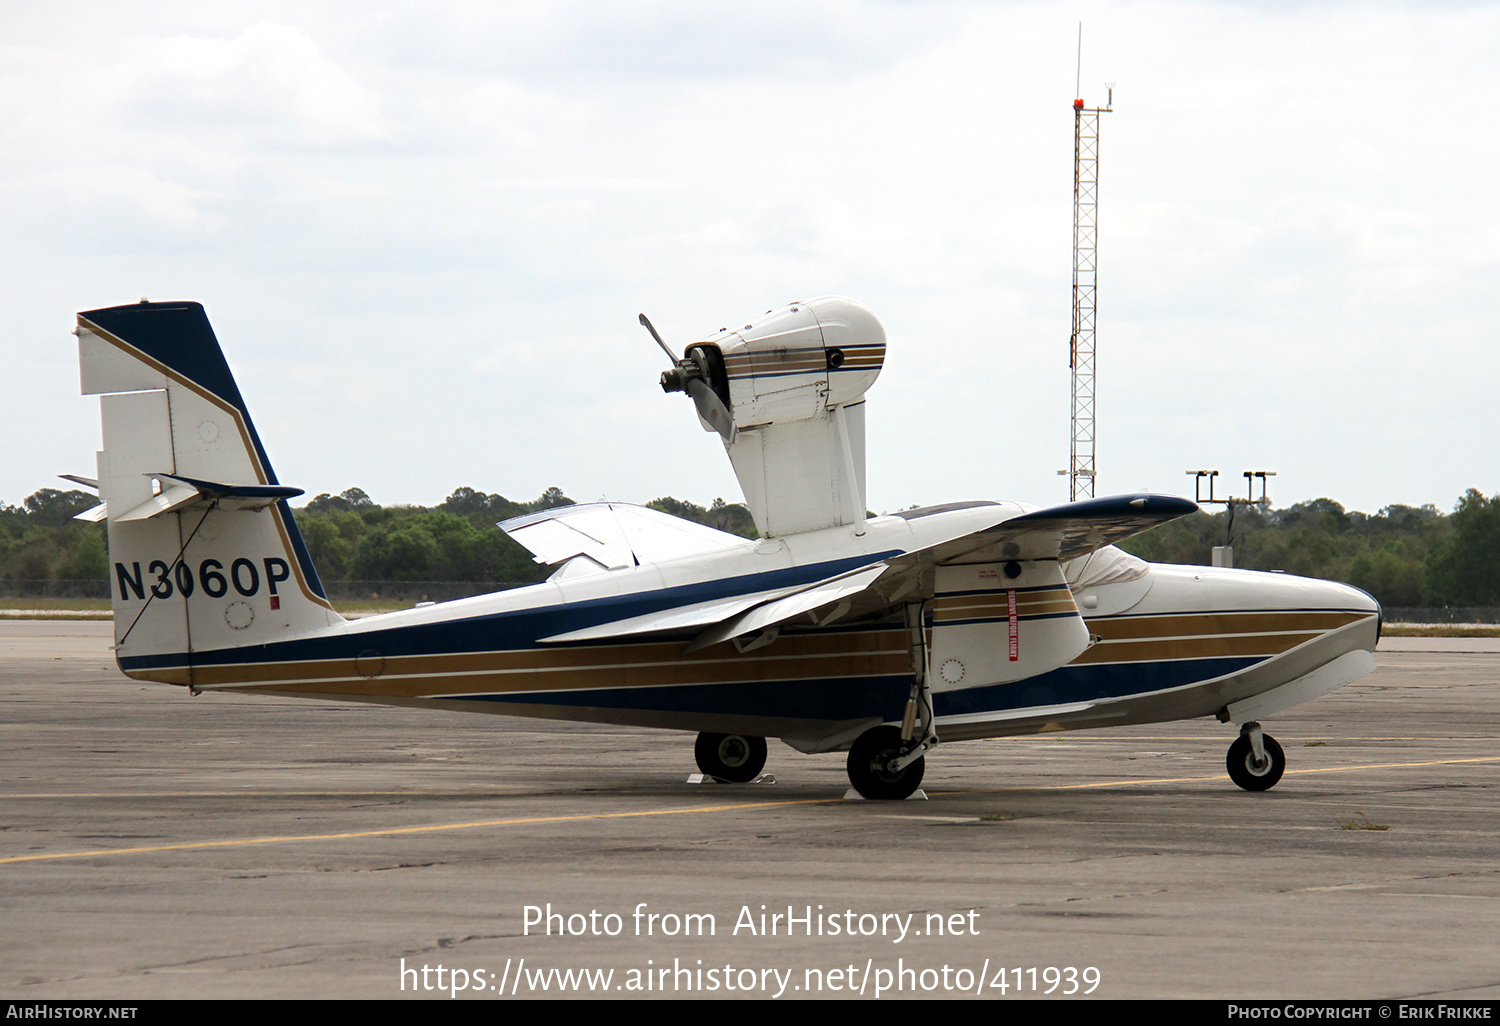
[184,629,910,698]
[932,587,1076,623]
[1070,609,1373,665]
[147,607,1375,699]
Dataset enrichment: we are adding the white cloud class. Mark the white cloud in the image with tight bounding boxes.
[119,22,389,146]
[1,1,1497,515]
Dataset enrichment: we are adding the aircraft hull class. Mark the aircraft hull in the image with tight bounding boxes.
[148,560,1379,753]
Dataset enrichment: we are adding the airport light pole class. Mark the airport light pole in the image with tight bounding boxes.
[1186,470,1276,568]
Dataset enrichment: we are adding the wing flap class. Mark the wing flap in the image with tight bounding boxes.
[685,564,887,652]
[539,563,889,646]
[536,582,812,644]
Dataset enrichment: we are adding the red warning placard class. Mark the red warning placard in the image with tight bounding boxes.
[1007,588,1019,661]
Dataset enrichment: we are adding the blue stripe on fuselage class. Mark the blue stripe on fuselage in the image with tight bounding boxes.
[933,656,1262,716]
[443,655,1263,724]
[455,672,911,722]
[118,550,904,671]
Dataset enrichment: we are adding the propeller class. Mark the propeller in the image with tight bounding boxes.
[639,313,735,441]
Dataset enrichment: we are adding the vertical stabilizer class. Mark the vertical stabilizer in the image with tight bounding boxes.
[77,301,342,684]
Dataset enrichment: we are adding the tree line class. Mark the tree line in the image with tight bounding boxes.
[0,485,761,593]
[2,485,1497,607]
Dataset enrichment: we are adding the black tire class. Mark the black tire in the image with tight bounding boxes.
[694,732,767,783]
[846,725,925,800]
[1227,733,1285,791]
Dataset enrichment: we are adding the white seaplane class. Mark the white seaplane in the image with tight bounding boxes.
[68,297,1380,799]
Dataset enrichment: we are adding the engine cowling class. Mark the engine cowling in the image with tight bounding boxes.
[670,297,886,538]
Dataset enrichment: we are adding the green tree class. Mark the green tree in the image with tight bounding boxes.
[647,496,758,539]
[55,529,108,581]
[306,487,376,514]
[22,489,97,523]
[353,519,441,581]
[439,487,529,525]
[1423,490,1500,605]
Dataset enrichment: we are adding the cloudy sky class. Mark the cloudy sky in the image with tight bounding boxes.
[2,0,1495,519]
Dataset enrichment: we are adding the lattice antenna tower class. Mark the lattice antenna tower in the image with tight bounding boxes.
[1068,23,1112,502]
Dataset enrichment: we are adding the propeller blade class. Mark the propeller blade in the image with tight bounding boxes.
[638,313,677,363]
[686,378,734,441]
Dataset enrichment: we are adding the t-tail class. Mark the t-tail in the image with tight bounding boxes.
[74,301,343,685]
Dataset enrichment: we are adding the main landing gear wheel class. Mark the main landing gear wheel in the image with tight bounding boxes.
[846,725,925,800]
[1227,733,1286,791]
[694,732,767,783]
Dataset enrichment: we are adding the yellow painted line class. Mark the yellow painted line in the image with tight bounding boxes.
[0,796,846,865]
[0,791,526,799]
[931,755,1500,795]
[1006,734,1488,742]
[1286,755,1500,775]
[5,757,1495,865]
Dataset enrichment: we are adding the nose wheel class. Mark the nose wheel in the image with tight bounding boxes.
[694,732,767,783]
[1227,723,1285,791]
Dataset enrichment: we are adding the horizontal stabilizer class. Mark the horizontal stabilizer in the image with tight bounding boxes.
[114,473,303,522]
[57,475,107,521]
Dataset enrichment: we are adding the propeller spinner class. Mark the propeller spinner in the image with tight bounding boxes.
[639,313,735,441]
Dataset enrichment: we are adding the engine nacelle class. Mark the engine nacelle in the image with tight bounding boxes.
[694,297,885,428]
[678,298,887,538]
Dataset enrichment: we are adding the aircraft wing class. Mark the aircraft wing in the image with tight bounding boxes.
[500,502,749,572]
[888,492,1199,567]
[538,493,1195,650]
[696,492,1197,647]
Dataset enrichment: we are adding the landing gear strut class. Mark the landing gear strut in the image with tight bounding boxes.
[1227,722,1285,791]
[845,601,936,800]
[694,732,767,783]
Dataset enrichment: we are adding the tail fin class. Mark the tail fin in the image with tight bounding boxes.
[77,301,342,684]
